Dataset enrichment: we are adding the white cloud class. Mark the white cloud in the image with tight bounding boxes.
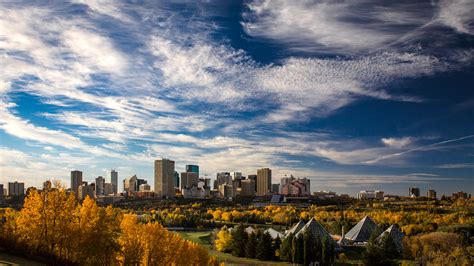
[438,0,474,35]
[62,27,128,73]
[242,0,434,54]
[381,137,413,148]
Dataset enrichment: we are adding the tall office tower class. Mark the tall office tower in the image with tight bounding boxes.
[409,187,420,198]
[43,180,52,191]
[247,174,257,192]
[174,171,180,188]
[0,184,4,197]
[155,159,175,199]
[231,172,242,180]
[123,175,138,192]
[104,183,113,195]
[256,168,272,196]
[8,181,25,196]
[107,170,118,195]
[71,170,83,195]
[240,179,255,197]
[216,172,232,187]
[427,189,437,199]
[181,172,199,189]
[95,176,105,196]
[185,165,199,176]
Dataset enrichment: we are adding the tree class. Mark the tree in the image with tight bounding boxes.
[303,230,314,265]
[363,234,397,266]
[230,224,247,257]
[273,236,281,260]
[245,232,258,259]
[256,231,274,260]
[279,233,293,262]
[215,227,232,252]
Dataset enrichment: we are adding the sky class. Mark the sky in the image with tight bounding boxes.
[0,0,473,197]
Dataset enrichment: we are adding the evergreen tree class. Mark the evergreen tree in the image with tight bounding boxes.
[292,234,305,264]
[273,236,281,260]
[280,233,293,262]
[230,224,247,257]
[304,230,316,265]
[312,233,322,263]
[363,234,397,266]
[256,231,274,260]
[245,232,257,259]
[321,235,335,266]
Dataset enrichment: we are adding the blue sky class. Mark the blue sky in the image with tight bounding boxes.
[0,0,473,196]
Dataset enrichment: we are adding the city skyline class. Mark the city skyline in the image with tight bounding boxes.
[1,1,473,197]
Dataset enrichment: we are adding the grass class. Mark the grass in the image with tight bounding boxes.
[0,251,46,266]
[175,231,291,266]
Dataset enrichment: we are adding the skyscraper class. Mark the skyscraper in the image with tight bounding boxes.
[155,159,175,198]
[95,176,105,196]
[107,170,118,194]
[0,184,4,197]
[185,165,199,176]
[71,170,83,195]
[8,181,25,196]
[409,187,420,198]
[181,172,199,189]
[427,189,437,199]
[173,171,180,188]
[256,168,272,196]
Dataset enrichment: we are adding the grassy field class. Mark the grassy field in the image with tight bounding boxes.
[175,231,291,266]
[0,251,46,266]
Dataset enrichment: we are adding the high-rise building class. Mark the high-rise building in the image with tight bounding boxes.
[218,184,234,199]
[173,171,180,188]
[240,179,256,197]
[8,181,25,196]
[247,175,257,192]
[271,184,280,194]
[71,170,83,195]
[427,189,437,199]
[216,172,232,187]
[181,172,199,189]
[95,176,105,196]
[123,175,138,193]
[185,165,199,176]
[256,168,272,196]
[231,172,242,180]
[78,183,95,200]
[280,175,311,196]
[107,170,118,195]
[104,183,113,195]
[0,184,4,197]
[409,187,420,198]
[155,159,175,198]
[43,180,52,191]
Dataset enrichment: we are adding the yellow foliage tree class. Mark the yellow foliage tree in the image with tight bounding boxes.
[215,227,232,252]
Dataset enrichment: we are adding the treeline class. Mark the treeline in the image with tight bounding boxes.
[214,224,335,265]
[280,231,335,265]
[0,187,216,265]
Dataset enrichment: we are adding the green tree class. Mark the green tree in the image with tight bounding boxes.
[256,231,274,260]
[245,232,257,259]
[279,233,293,262]
[363,234,397,266]
[273,236,281,260]
[230,224,247,257]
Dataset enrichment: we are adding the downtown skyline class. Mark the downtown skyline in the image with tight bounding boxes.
[0,1,473,196]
